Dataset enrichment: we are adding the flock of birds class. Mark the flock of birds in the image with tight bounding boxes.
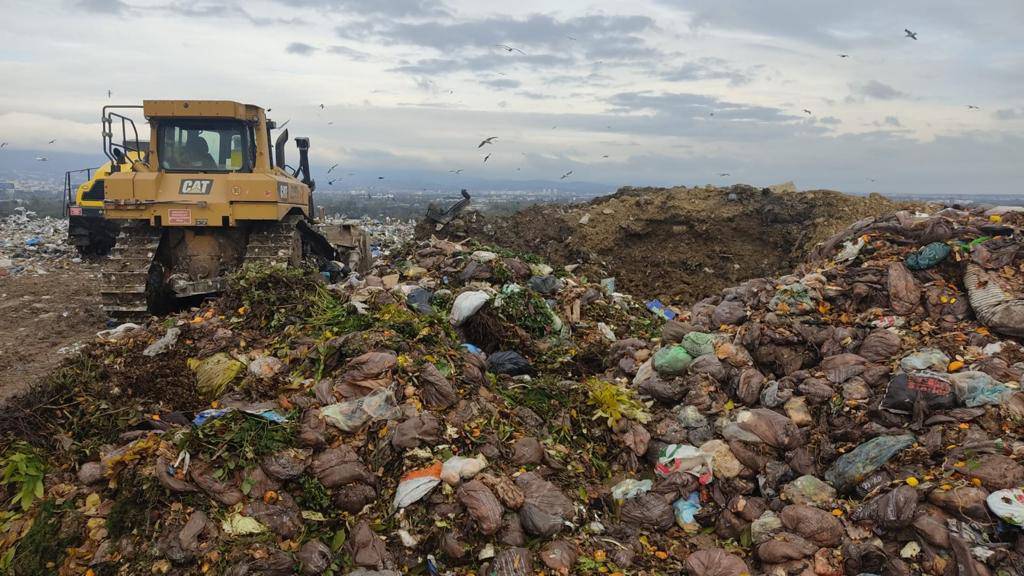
[1,25,990,189]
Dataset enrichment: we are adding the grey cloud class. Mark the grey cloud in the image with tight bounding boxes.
[850,80,907,101]
[994,108,1022,120]
[818,116,842,125]
[74,0,129,13]
[661,58,753,86]
[480,78,522,90]
[286,42,317,55]
[156,2,304,26]
[271,0,448,17]
[884,115,902,126]
[608,91,800,124]
[517,91,557,100]
[327,45,372,60]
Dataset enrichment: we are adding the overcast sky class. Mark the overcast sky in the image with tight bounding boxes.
[1,0,1022,194]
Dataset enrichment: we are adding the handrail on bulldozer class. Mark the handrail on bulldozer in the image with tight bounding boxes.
[63,167,96,217]
[101,105,144,171]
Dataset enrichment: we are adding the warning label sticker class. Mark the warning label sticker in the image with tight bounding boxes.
[168,209,192,225]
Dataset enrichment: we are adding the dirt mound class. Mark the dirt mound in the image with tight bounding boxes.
[419,184,924,303]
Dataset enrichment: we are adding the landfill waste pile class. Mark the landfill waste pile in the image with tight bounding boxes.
[2,203,1024,576]
[416,184,923,304]
[0,207,75,278]
[342,217,416,259]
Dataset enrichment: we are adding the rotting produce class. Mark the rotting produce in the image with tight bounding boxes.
[0,196,1022,576]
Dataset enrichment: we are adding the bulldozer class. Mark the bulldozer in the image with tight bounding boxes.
[100,100,370,319]
[64,144,146,255]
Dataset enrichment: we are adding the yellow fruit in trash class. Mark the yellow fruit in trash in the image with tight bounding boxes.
[905,477,919,487]
[594,550,607,562]
[947,360,964,372]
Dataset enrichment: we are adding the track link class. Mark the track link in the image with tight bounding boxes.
[244,215,304,266]
[101,223,162,321]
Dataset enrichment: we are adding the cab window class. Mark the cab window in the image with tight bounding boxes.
[158,120,253,172]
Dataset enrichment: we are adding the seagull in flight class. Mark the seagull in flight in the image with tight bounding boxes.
[719,172,730,177]
[967,105,980,110]
[483,153,491,163]
[35,156,48,162]
[567,35,577,41]
[560,170,573,180]
[329,179,340,185]
[328,163,339,173]
[802,109,812,115]
[904,28,918,40]
[319,104,325,110]
[478,136,498,148]
[601,155,609,159]
[496,44,526,55]
[377,176,384,180]
[449,169,464,174]
[0,142,7,149]
[107,89,112,98]
[47,139,56,144]
[838,54,849,58]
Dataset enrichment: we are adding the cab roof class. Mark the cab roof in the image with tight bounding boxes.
[143,100,264,121]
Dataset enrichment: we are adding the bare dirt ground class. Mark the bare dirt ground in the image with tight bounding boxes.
[0,261,106,403]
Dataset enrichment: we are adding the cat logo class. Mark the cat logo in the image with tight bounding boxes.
[179,179,213,195]
[278,183,289,199]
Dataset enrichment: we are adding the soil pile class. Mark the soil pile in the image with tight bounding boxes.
[1,204,1023,576]
[418,184,923,304]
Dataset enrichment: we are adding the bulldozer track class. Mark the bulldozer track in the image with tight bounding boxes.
[244,215,304,266]
[100,223,162,321]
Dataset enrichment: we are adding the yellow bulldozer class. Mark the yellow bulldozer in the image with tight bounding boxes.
[64,145,146,255]
[100,100,370,319]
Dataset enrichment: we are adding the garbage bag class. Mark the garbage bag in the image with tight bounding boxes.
[260,448,310,481]
[661,320,693,343]
[190,463,244,506]
[986,488,1024,526]
[417,362,458,410]
[224,547,293,576]
[516,472,573,537]
[712,300,747,326]
[490,547,533,576]
[756,532,819,562]
[392,462,442,509]
[927,486,991,523]
[950,371,1014,407]
[899,348,950,372]
[655,444,713,484]
[480,473,525,509]
[905,242,951,270]
[684,548,749,576]
[851,485,919,529]
[406,287,433,315]
[879,372,956,414]
[780,504,843,546]
[297,408,327,448]
[954,454,1024,490]
[391,412,441,450]
[858,329,902,363]
[311,445,375,488]
[340,351,397,386]
[824,434,915,492]
[189,353,244,399]
[736,409,801,450]
[243,495,303,538]
[346,520,388,569]
[611,478,653,501]
[964,263,1024,338]
[298,539,333,575]
[539,540,577,575]
[887,262,921,315]
[528,275,561,295]
[638,373,686,403]
[487,350,533,376]
[457,479,504,535]
[143,327,181,357]
[781,475,836,507]
[450,290,490,326]
[653,345,694,376]
[620,492,675,531]
[673,492,702,526]
[735,368,766,405]
[321,388,399,433]
[335,483,376,514]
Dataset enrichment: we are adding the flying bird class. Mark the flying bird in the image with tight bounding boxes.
[483,154,491,163]
[327,121,334,125]
[601,155,609,159]
[838,54,849,58]
[567,35,577,41]
[319,104,325,110]
[267,107,272,112]
[719,173,730,177]
[709,112,715,117]
[329,179,339,185]
[496,44,526,55]
[35,156,48,162]
[449,169,464,174]
[904,28,918,40]
[478,136,498,148]
[328,163,339,173]
[377,176,384,180]
[107,89,112,98]
[559,170,573,180]
[0,142,7,149]
[47,139,56,144]
[802,109,812,115]
[967,105,980,110]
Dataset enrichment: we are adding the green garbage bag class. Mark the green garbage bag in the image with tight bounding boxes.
[824,434,915,493]
[905,242,951,270]
[653,345,693,377]
[189,352,244,399]
[681,332,716,358]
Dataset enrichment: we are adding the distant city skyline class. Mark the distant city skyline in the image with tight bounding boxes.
[0,0,1021,195]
